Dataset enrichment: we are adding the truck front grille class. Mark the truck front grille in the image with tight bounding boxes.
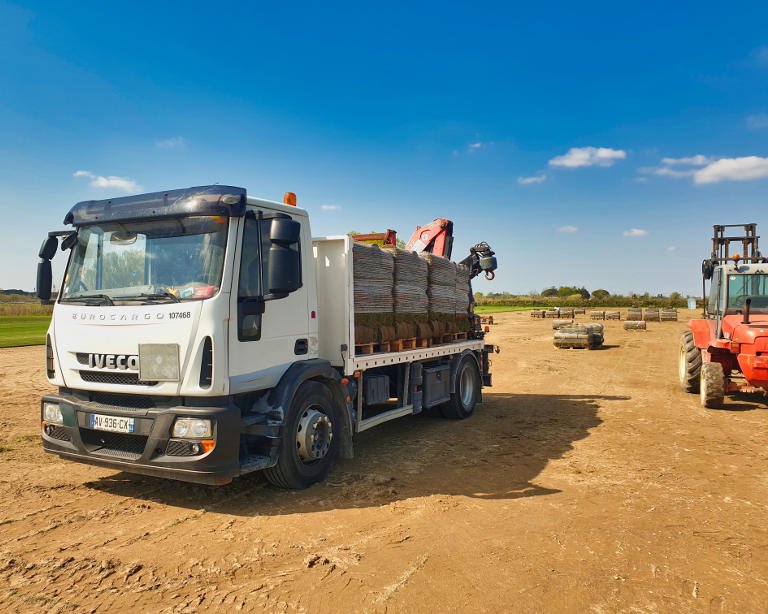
[80,429,148,460]
[87,391,160,409]
[165,439,198,456]
[47,425,72,442]
[79,371,157,386]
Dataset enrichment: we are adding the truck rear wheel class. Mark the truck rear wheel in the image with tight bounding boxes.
[440,356,480,420]
[263,381,339,489]
[679,331,702,393]
[700,362,725,409]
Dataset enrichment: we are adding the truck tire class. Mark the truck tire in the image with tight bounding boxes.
[440,355,480,419]
[263,381,339,489]
[678,331,701,393]
[700,362,725,409]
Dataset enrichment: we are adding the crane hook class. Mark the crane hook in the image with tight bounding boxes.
[485,270,495,281]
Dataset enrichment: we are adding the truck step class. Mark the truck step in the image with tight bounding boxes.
[239,455,275,475]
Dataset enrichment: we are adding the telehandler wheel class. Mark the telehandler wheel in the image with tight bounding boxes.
[678,331,702,393]
[440,355,481,420]
[263,381,339,489]
[700,362,725,409]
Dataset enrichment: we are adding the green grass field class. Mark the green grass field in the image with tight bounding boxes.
[0,315,51,348]
[474,304,547,314]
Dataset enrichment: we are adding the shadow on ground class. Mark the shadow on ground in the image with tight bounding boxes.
[84,393,624,515]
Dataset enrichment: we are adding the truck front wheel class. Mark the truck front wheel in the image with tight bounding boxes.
[700,362,725,409]
[441,356,481,420]
[264,381,339,489]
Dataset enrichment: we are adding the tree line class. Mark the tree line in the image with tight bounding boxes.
[475,287,691,308]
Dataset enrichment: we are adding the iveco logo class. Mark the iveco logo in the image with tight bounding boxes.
[88,354,139,370]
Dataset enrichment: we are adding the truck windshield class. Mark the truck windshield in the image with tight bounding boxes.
[61,216,228,304]
[727,274,768,310]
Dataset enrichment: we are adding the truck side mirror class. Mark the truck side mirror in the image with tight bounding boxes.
[269,218,301,244]
[265,218,301,297]
[39,236,58,260]
[37,260,53,301]
[266,246,300,295]
[36,235,58,301]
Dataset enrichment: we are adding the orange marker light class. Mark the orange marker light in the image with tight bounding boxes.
[283,192,297,206]
[200,440,216,454]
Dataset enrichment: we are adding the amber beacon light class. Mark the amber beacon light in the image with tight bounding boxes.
[283,192,297,206]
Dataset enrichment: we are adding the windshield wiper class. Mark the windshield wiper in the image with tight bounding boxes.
[61,294,114,306]
[121,291,181,304]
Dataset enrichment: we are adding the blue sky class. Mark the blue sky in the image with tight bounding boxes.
[1,1,767,295]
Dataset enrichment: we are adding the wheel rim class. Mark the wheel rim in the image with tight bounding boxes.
[460,364,475,408]
[296,407,333,463]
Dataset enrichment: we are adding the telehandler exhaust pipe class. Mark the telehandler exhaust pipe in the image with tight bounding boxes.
[743,297,752,325]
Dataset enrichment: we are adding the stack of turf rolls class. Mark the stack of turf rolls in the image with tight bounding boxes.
[454,264,471,332]
[352,243,395,344]
[421,253,458,336]
[392,248,430,339]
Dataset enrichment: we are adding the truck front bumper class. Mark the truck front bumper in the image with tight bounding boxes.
[41,392,242,485]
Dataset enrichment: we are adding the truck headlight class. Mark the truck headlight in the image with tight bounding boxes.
[172,418,212,439]
[43,402,63,425]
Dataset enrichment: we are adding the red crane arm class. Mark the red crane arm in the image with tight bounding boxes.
[404,219,454,259]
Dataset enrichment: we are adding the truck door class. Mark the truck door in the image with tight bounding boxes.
[228,209,312,393]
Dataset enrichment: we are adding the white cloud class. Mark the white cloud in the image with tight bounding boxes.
[452,141,492,156]
[650,167,697,178]
[517,173,547,185]
[667,246,677,252]
[660,154,713,166]
[623,228,648,237]
[465,141,492,154]
[73,170,140,192]
[320,204,342,212]
[557,225,578,233]
[156,136,187,149]
[747,113,768,129]
[694,156,768,184]
[549,146,627,168]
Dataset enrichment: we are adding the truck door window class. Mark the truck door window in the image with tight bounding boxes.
[237,214,263,341]
[708,269,721,316]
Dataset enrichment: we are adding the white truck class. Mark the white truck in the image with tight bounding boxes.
[37,186,494,488]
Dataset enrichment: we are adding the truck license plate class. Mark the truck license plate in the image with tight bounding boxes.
[89,414,135,434]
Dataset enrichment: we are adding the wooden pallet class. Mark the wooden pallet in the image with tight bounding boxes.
[453,331,468,341]
[355,343,375,355]
[356,338,432,355]
[431,334,453,345]
[355,341,391,355]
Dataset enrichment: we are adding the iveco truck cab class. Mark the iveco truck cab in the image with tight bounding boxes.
[37,186,493,487]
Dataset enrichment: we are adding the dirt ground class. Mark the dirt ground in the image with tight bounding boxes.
[1,310,767,612]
